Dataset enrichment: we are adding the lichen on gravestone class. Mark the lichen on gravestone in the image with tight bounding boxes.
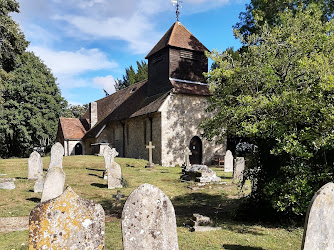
[29,186,105,249]
[122,183,179,250]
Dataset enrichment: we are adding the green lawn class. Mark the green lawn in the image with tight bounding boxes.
[0,156,303,249]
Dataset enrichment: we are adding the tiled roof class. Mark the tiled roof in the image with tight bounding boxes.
[145,22,209,59]
[59,117,86,140]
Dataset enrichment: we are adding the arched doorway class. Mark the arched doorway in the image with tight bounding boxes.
[75,143,83,155]
[189,136,202,165]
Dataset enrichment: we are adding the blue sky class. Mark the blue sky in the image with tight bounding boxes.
[12,0,248,105]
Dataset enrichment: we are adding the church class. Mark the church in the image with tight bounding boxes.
[56,22,225,167]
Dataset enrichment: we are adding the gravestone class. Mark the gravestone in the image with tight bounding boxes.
[301,182,334,250]
[108,161,123,189]
[103,147,118,180]
[0,178,15,190]
[34,178,44,193]
[233,157,245,181]
[224,150,233,172]
[28,151,43,180]
[122,183,179,250]
[41,167,65,202]
[29,186,105,249]
[145,141,155,168]
[184,147,192,170]
[49,142,64,169]
[181,165,221,183]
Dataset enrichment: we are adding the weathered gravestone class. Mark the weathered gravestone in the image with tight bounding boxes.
[41,167,65,202]
[224,150,233,172]
[29,186,105,249]
[181,165,221,183]
[233,157,245,182]
[122,183,179,250]
[0,178,15,190]
[103,147,119,180]
[49,142,64,169]
[301,182,334,250]
[184,147,192,170]
[145,141,155,168]
[34,177,44,193]
[28,151,43,180]
[108,161,123,189]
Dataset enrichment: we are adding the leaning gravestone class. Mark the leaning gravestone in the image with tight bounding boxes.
[122,183,179,250]
[108,161,123,189]
[0,178,15,190]
[29,186,105,249]
[103,147,119,180]
[301,182,334,250]
[28,151,43,180]
[49,142,64,169]
[224,150,233,172]
[181,165,221,183]
[233,157,245,181]
[41,167,65,202]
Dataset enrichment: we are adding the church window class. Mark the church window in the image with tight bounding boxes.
[180,50,199,60]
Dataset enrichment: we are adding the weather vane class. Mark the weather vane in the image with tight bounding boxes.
[171,0,182,22]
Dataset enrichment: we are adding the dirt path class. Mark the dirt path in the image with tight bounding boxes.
[0,216,29,233]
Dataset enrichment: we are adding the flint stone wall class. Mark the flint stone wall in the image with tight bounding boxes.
[122,183,179,250]
[29,187,105,249]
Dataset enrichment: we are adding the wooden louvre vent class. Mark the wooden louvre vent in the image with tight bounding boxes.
[180,50,199,60]
[152,54,163,64]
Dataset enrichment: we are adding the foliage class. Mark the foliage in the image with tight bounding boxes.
[235,0,334,40]
[62,104,88,118]
[203,5,334,217]
[115,60,148,91]
[0,52,66,158]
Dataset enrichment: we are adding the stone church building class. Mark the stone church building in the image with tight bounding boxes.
[56,22,225,167]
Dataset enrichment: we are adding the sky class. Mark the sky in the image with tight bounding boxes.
[12,0,248,105]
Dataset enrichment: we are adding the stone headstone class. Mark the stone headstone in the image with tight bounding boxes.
[181,165,221,183]
[103,147,119,180]
[233,157,245,181]
[34,178,44,193]
[28,151,43,180]
[301,182,334,250]
[224,150,233,172]
[184,147,192,170]
[122,183,179,250]
[41,167,65,202]
[29,186,105,249]
[108,161,123,189]
[0,178,15,190]
[49,142,64,169]
[145,141,155,168]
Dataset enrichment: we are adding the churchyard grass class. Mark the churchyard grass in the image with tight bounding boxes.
[0,155,303,249]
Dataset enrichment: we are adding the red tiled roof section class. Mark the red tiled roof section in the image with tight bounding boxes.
[145,22,209,59]
[59,117,87,139]
[170,80,212,96]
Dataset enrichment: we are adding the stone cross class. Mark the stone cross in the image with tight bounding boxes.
[49,142,64,169]
[122,183,179,250]
[302,182,334,250]
[113,190,125,206]
[28,151,43,180]
[184,147,192,170]
[145,141,155,168]
[41,167,65,202]
[224,150,233,172]
[29,186,105,249]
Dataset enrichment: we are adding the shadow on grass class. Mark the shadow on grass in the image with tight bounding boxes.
[88,173,103,179]
[86,168,104,172]
[223,245,264,250]
[91,183,108,188]
[15,177,28,180]
[26,197,40,203]
[99,199,126,219]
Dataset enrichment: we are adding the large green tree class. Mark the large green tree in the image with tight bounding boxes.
[204,4,334,218]
[62,104,88,118]
[0,52,66,158]
[115,60,148,91]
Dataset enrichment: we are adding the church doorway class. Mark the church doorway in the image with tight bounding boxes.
[189,136,202,165]
[75,143,83,155]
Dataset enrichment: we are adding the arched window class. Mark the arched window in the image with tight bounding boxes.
[189,136,202,164]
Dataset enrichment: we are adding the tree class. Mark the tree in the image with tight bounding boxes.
[203,5,334,218]
[62,104,88,119]
[115,60,148,91]
[0,52,66,158]
[235,0,334,40]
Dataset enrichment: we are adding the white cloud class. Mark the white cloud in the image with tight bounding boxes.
[29,46,118,75]
[93,75,116,94]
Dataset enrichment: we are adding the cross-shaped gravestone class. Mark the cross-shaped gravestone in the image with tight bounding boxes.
[145,141,155,168]
[112,190,125,206]
[185,147,192,170]
[110,148,119,162]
